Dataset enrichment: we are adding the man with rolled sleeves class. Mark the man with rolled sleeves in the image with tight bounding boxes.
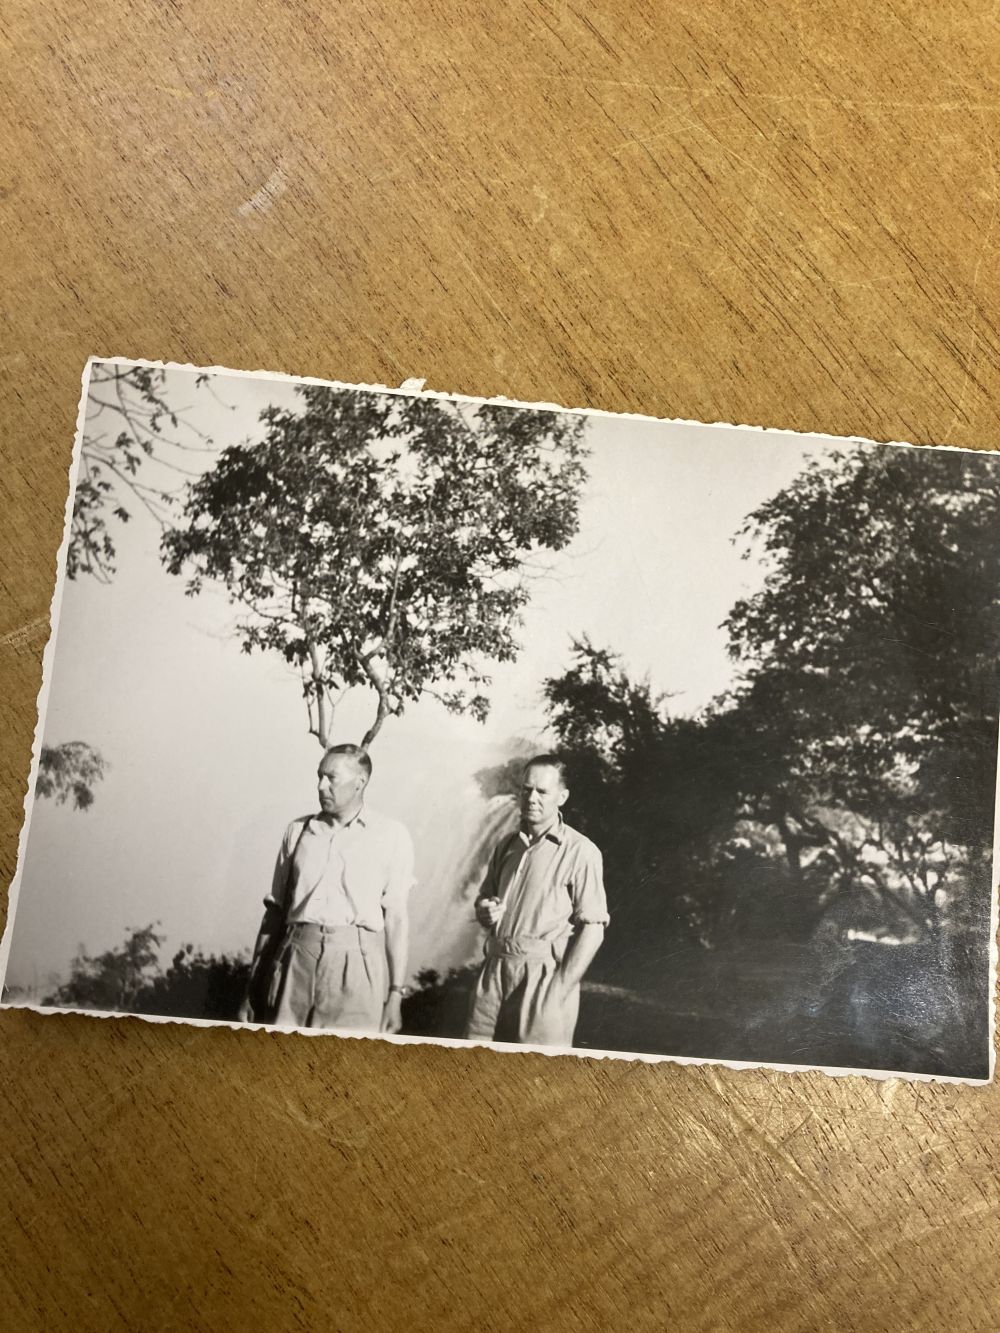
[238,743,415,1033]
[465,754,608,1047]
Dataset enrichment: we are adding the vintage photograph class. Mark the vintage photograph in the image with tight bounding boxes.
[1,359,997,1081]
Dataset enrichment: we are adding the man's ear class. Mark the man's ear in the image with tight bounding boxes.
[558,786,569,808]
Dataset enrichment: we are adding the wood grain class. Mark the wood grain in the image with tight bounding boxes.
[2,3,999,1329]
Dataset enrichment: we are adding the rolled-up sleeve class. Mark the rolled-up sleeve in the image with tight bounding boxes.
[381,822,416,910]
[264,820,300,913]
[570,843,610,926]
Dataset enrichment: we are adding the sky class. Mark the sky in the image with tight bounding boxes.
[1,363,831,994]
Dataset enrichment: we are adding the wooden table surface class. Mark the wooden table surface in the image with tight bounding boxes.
[3,4,1000,1329]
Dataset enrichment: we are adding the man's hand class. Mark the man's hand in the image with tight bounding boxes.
[237,995,253,1023]
[551,924,605,999]
[381,991,403,1034]
[475,896,504,928]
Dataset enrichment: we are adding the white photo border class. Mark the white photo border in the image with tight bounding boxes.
[1,354,996,1087]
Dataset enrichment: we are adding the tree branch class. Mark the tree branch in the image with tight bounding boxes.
[358,651,392,749]
[307,639,331,748]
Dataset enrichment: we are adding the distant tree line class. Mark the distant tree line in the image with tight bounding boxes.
[41,926,479,1039]
[44,926,251,1022]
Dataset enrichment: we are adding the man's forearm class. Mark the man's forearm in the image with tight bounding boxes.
[245,905,283,987]
[384,905,409,991]
[560,924,605,988]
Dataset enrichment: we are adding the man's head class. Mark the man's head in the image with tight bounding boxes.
[317,744,372,820]
[520,755,569,834]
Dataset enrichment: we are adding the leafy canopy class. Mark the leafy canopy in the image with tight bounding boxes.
[45,924,165,1011]
[163,386,589,747]
[71,363,218,583]
[726,444,1000,852]
[43,925,250,1020]
[541,445,1000,952]
[36,742,108,811]
[55,366,221,809]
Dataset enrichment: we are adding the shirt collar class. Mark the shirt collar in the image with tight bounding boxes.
[313,805,368,830]
[519,814,565,846]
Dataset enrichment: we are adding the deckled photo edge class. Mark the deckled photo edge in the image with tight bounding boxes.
[1,353,996,1088]
[0,356,99,991]
[0,994,991,1086]
[83,352,1000,457]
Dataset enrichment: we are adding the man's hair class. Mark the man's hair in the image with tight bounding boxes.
[325,743,372,781]
[524,753,569,786]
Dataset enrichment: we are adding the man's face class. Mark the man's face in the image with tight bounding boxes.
[520,764,567,831]
[317,754,366,816]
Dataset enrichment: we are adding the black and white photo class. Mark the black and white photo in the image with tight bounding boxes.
[2,358,997,1082]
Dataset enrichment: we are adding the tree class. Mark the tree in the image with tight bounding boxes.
[43,925,251,1020]
[45,924,164,1011]
[400,965,481,1039]
[162,386,589,748]
[724,443,1000,941]
[135,944,250,1021]
[541,640,776,957]
[71,362,218,583]
[48,363,220,809]
[36,742,108,810]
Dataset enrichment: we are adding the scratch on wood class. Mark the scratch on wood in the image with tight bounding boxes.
[0,616,48,651]
[237,168,288,219]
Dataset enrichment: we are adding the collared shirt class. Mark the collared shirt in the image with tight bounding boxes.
[266,807,415,931]
[479,816,609,946]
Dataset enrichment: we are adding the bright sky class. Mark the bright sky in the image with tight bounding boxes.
[2,364,830,993]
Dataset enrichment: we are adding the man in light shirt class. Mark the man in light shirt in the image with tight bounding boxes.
[464,754,609,1047]
[239,744,415,1033]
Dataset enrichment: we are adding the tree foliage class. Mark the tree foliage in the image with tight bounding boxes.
[136,944,250,1020]
[163,387,589,747]
[71,363,217,583]
[45,924,165,1011]
[36,741,108,810]
[401,965,481,1039]
[725,443,1000,938]
[543,641,789,959]
[542,445,1000,961]
[44,925,250,1020]
[59,363,219,808]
